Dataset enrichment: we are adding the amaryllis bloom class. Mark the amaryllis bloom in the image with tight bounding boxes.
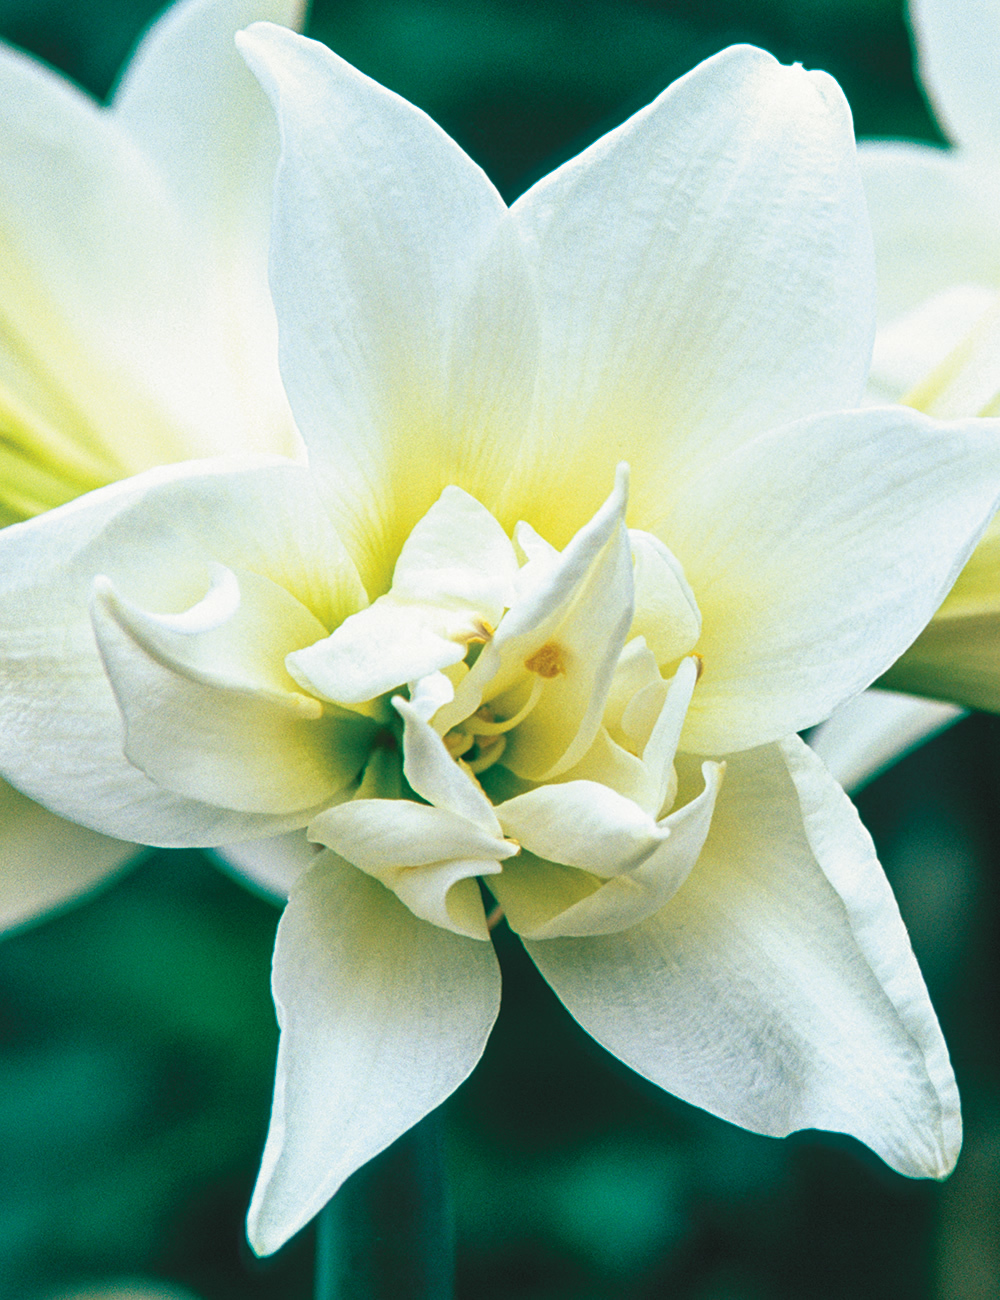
[812,0,1000,786]
[0,26,996,1255]
[0,0,306,930]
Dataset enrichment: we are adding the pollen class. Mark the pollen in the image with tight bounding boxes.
[692,652,705,682]
[525,641,567,678]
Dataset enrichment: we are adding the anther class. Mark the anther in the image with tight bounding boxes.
[524,640,566,679]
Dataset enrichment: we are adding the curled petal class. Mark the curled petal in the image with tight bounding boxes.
[496,761,722,939]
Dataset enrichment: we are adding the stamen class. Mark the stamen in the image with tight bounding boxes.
[485,902,505,932]
[444,730,475,759]
[464,617,495,645]
[465,733,507,774]
[466,676,544,735]
[692,652,704,682]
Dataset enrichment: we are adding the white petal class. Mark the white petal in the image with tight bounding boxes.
[247,853,501,1254]
[448,467,633,779]
[508,44,874,543]
[628,532,701,666]
[396,697,504,835]
[498,782,668,876]
[91,569,369,816]
[527,740,960,1180]
[665,406,1000,752]
[308,798,509,938]
[910,0,1000,151]
[238,24,537,593]
[287,486,517,703]
[0,458,365,844]
[882,610,1000,712]
[310,799,511,872]
[870,284,998,403]
[808,689,965,793]
[0,779,138,933]
[499,760,723,940]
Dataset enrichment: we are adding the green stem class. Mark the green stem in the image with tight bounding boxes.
[314,1111,455,1300]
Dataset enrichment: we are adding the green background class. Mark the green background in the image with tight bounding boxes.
[0,2,996,1298]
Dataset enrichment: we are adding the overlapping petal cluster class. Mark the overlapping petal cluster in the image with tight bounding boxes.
[0,21,998,1256]
[0,0,306,929]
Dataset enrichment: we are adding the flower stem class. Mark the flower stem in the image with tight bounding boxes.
[314,1111,455,1300]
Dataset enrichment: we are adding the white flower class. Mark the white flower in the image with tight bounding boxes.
[0,0,306,930]
[0,26,997,1255]
[812,0,1000,785]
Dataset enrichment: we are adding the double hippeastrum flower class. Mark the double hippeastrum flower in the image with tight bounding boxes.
[0,0,306,929]
[0,23,998,1255]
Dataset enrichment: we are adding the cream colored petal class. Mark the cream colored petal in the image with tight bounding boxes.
[308,798,509,938]
[448,468,633,779]
[395,697,504,836]
[497,782,668,876]
[527,740,960,1180]
[666,406,1000,752]
[499,760,722,940]
[870,285,998,403]
[881,612,1000,712]
[808,689,964,793]
[628,532,700,666]
[0,778,139,933]
[508,45,874,542]
[91,569,369,816]
[112,0,305,249]
[247,854,501,1254]
[287,486,516,704]
[238,24,537,592]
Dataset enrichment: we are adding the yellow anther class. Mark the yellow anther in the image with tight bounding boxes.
[465,617,495,645]
[524,640,566,679]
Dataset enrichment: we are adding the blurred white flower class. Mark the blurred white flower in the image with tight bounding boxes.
[0,27,996,1255]
[813,0,1000,786]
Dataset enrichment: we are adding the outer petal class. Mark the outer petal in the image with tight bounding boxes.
[247,853,501,1255]
[910,0,1000,152]
[665,406,1000,752]
[808,689,965,793]
[507,44,875,543]
[0,458,364,845]
[238,24,537,592]
[0,779,139,933]
[527,739,960,1180]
